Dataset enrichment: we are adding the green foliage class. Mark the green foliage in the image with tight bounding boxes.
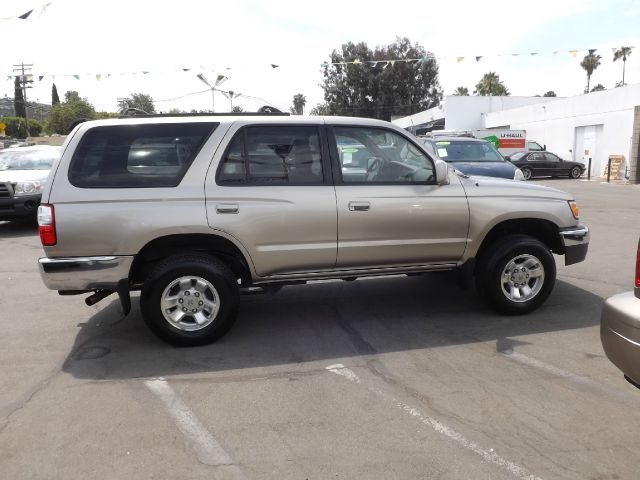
[14,77,26,118]
[543,91,557,97]
[453,86,469,96]
[309,103,331,116]
[580,53,601,93]
[52,83,60,105]
[0,117,43,138]
[95,111,120,119]
[321,37,442,120]
[117,93,156,114]
[290,93,306,115]
[590,84,605,92]
[474,72,509,96]
[231,106,244,113]
[613,46,633,85]
[45,91,97,134]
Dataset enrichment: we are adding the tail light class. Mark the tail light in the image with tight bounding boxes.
[636,239,640,288]
[37,204,57,246]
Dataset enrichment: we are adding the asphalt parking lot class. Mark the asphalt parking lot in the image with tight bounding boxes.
[1,178,639,480]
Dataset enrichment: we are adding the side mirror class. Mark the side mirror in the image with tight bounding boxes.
[543,144,547,151]
[435,159,450,186]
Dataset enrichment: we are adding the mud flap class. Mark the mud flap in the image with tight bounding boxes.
[116,279,131,316]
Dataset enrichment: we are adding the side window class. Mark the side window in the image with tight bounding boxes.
[529,153,545,162]
[544,153,560,162]
[334,127,434,184]
[218,126,324,185]
[69,123,217,188]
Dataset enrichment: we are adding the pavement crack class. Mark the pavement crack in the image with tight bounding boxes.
[324,302,377,355]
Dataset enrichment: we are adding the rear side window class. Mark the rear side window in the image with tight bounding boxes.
[69,123,217,188]
[217,126,324,185]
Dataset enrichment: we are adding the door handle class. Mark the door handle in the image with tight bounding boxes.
[348,201,370,212]
[216,203,239,214]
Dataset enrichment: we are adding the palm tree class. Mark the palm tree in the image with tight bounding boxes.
[474,72,509,96]
[453,86,469,96]
[290,93,306,115]
[580,53,601,93]
[613,46,633,86]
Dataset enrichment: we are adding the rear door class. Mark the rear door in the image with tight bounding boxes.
[205,123,337,277]
[527,152,548,175]
[328,125,469,269]
[543,152,563,175]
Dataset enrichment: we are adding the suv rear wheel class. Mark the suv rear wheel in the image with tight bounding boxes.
[476,235,556,314]
[140,254,239,346]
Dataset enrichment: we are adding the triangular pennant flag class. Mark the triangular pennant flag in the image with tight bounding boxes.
[569,50,578,57]
[73,75,80,79]
[142,71,149,74]
[182,68,191,71]
[475,56,482,62]
[6,75,12,80]
[96,74,101,81]
[390,60,395,66]
[512,53,519,56]
[353,59,361,64]
[371,61,378,67]
[18,9,34,19]
[456,57,464,63]
[270,64,279,68]
[612,47,617,53]
[530,52,538,56]
[107,73,111,78]
[39,2,52,17]
[38,76,44,81]
[588,49,597,55]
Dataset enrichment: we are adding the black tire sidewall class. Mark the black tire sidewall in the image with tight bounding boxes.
[141,256,239,346]
[570,166,581,179]
[522,168,532,180]
[478,236,556,315]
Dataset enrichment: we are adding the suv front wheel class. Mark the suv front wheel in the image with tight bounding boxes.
[140,254,240,346]
[476,235,556,314]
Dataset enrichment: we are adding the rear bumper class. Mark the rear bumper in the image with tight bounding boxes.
[559,225,589,265]
[38,255,134,290]
[600,291,640,386]
[0,193,41,219]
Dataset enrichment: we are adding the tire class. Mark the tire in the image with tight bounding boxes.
[521,167,532,180]
[570,166,582,179]
[475,235,556,315]
[140,254,239,346]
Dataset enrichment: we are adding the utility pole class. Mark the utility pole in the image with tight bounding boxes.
[12,63,33,137]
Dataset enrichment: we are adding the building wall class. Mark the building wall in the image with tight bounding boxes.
[485,84,640,179]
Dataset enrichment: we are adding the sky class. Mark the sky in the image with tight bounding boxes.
[1,0,639,114]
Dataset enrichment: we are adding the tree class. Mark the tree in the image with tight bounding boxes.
[543,91,557,97]
[52,83,60,106]
[46,91,97,134]
[613,46,633,86]
[452,86,469,96]
[580,53,601,93]
[0,117,42,138]
[474,72,509,96]
[289,93,306,115]
[231,105,244,113]
[590,84,605,92]
[117,93,156,114]
[321,37,442,120]
[309,103,331,116]
[14,77,26,118]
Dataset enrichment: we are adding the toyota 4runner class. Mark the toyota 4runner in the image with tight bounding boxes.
[37,115,589,346]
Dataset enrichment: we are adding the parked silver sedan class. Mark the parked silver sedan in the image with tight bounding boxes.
[601,239,640,388]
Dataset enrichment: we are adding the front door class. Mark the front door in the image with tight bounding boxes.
[328,125,469,269]
[205,124,337,277]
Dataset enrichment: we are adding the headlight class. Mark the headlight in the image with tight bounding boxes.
[514,168,525,181]
[14,181,41,196]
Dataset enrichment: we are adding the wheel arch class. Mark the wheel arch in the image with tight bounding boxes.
[129,233,255,287]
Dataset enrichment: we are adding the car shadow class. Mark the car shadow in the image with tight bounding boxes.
[0,220,38,238]
[62,274,603,380]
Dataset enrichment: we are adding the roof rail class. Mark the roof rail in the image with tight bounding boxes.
[118,105,288,119]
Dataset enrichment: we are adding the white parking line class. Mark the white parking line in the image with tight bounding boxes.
[326,364,542,480]
[144,378,247,478]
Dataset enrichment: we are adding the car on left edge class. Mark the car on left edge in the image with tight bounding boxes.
[601,238,640,389]
[0,145,61,222]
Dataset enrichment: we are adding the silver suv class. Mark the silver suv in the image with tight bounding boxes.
[37,115,589,346]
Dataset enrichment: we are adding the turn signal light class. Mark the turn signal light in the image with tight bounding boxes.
[568,201,580,220]
[37,204,57,246]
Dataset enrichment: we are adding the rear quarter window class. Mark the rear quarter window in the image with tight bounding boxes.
[69,122,217,188]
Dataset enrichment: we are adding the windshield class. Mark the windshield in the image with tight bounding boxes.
[509,152,527,161]
[0,149,59,171]
[433,140,504,162]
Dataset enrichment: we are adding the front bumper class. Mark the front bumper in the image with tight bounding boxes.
[601,291,640,387]
[38,255,134,291]
[0,193,41,219]
[559,225,589,265]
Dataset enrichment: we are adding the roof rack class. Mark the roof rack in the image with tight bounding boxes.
[419,130,475,138]
[118,105,289,119]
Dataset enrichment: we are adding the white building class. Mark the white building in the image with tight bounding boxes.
[393,87,640,182]
[485,84,640,180]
